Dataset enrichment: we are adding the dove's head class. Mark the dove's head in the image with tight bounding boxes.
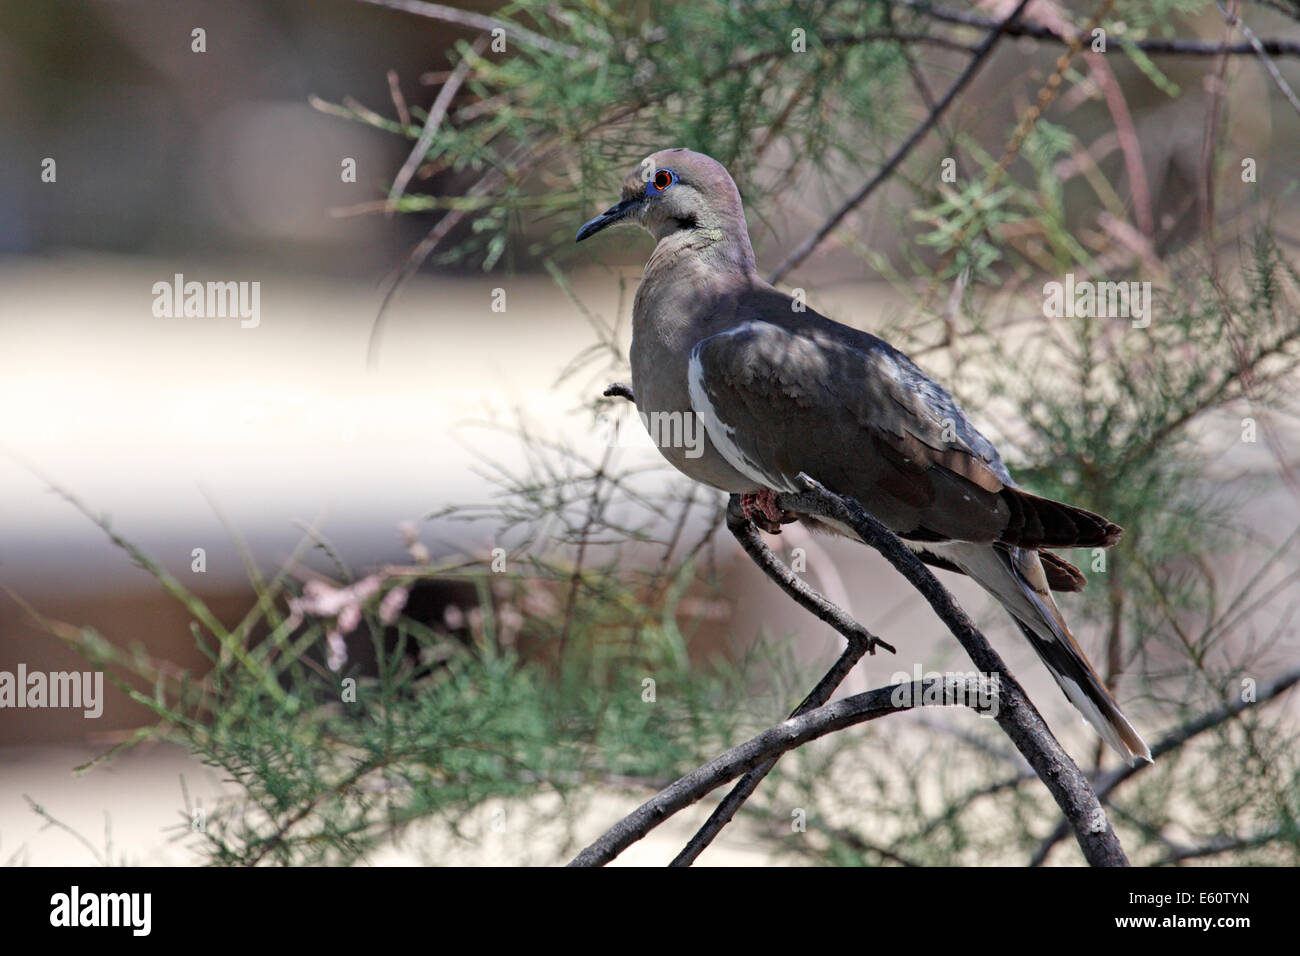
[576,149,753,267]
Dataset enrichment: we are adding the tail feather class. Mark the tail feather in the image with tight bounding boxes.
[914,546,1087,593]
[1010,618,1151,765]
[999,487,1123,549]
[926,541,1151,765]
[1039,550,1087,592]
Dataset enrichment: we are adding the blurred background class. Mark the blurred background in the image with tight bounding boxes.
[2,0,1299,866]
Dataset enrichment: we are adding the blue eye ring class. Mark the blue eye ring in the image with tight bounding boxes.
[647,168,677,194]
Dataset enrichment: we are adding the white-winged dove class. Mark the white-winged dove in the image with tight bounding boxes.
[577,148,1151,765]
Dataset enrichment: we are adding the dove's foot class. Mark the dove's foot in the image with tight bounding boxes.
[741,490,797,534]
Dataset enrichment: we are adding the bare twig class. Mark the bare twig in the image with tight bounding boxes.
[1084,52,1154,237]
[766,0,1034,283]
[1219,0,1300,115]
[567,679,943,867]
[24,796,109,866]
[770,475,1130,866]
[895,0,1300,56]
[388,36,486,210]
[386,69,411,128]
[570,472,1129,867]
[667,635,877,866]
[1153,827,1290,865]
[1028,665,1300,865]
[354,0,584,60]
[721,497,895,658]
[668,498,893,866]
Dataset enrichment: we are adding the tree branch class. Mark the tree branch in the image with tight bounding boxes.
[388,36,486,208]
[767,474,1130,866]
[602,383,902,864]
[668,498,893,866]
[354,0,585,60]
[1218,0,1300,116]
[567,680,945,867]
[896,0,1300,57]
[569,460,1130,866]
[1028,664,1300,865]
[766,0,1034,283]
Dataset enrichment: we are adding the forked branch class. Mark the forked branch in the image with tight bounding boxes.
[570,422,1130,865]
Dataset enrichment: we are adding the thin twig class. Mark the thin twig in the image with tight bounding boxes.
[1084,51,1154,237]
[1219,0,1300,115]
[1028,664,1300,865]
[766,0,1034,283]
[667,637,875,866]
[23,796,109,866]
[368,139,557,366]
[1153,827,1289,864]
[889,0,968,184]
[386,69,411,128]
[354,0,584,60]
[571,473,1128,867]
[895,0,1300,56]
[567,680,943,866]
[388,36,486,210]
[668,497,893,866]
[770,475,1130,866]
[557,443,615,660]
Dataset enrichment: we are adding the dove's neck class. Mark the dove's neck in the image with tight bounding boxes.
[636,230,754,346]
[646,206,756,278]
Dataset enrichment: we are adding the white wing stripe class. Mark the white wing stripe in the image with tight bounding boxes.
[688,327,797,492]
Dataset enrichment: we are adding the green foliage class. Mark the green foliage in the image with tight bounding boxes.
[318,0,922,269]
[25,509,764,864]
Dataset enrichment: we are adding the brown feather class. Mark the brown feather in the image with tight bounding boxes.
[1040,550,1088,591]
[998,486,1122,549]
[914,546,1086,593]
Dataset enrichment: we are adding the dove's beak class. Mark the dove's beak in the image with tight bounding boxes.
[576,197,640,242]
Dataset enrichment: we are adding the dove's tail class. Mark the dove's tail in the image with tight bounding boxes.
[1008,615,1151,765]
[929,541,1152,766]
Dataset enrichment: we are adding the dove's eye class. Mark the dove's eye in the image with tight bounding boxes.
[648,168,676,193]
